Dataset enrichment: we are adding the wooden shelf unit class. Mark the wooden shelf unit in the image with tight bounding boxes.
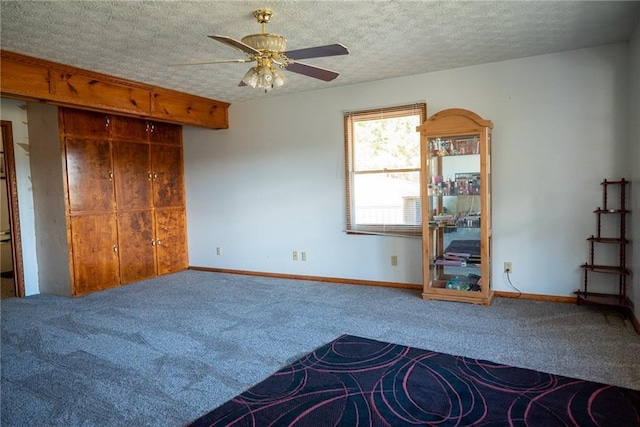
[576,179,631,309]
[417,109,494,305]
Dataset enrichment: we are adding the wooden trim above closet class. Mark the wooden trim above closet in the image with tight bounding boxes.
[0,50,230,130]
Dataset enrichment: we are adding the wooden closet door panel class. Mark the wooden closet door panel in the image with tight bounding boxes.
[155,208,187,275]
[151,144,185,208]
[70,213,120,295]
[150,122,181,145]
[61,108,110,138]
[118,210,156,283]
[112,141,152,210]
[65,138,115,212]
[111,115,149,141]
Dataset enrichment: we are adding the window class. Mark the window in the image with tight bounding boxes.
[344,102,427,237]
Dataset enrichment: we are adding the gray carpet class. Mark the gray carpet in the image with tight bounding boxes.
[1,270,639,426]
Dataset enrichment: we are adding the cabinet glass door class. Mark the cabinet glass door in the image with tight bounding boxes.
[426,134,483,292]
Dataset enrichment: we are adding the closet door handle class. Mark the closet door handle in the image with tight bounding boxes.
[157,239,162,246]
[113,245,118,253]
[108,170,114,181]
[148,172,152,180]
[151,239,156,246]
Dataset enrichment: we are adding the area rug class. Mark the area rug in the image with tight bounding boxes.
[187,334,640,426]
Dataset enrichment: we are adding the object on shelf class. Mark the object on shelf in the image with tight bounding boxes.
[444,252,470,260]
[444,240,481,257]
[455,172,481,195]
[428,135,480,156]
[427,174,483,196]
[455,214,481,228]
[445,274,481,291]
[436,259,467,267]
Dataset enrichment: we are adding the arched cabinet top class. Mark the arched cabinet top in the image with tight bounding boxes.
[416,108,493,134]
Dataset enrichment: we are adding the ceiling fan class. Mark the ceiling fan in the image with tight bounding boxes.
[172,9,349,92]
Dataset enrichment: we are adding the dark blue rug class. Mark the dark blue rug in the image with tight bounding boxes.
[188,334,640,426]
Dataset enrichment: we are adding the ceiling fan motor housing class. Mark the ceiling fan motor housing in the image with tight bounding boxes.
[241,34,287,53]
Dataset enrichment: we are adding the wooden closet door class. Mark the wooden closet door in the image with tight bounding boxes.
[117,210,156,283]
[150,122,181,145]
[110,115,149,142]
[155,208,187,275]
[151,144,185,208]
[112,140,152,210]
[60,109,110,138]
[70,213,120,295]
[65,138,115,213]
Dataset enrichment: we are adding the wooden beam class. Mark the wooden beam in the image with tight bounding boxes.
[0,50,229,130]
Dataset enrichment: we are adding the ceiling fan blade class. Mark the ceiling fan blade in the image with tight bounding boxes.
[209,35,261,56]
[285,43,349,60]
[285,62,340,82]
[238,80,247,87]
[169,59,251,66]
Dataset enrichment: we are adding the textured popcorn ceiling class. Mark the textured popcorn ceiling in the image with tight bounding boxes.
[1,1,639,104]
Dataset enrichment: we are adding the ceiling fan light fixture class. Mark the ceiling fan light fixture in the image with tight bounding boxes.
[257,65,274,91]
[244,57,287,92]
[241,67,259,88]
[272,67,287,88]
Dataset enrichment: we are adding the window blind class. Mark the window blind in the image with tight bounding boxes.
[344,102,427,237]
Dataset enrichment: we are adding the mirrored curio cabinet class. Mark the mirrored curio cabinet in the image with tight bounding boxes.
[417,109,493,305]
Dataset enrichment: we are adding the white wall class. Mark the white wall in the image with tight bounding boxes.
[629,20,640,321]
[0,98,39,295]
[184,94,423,284]
[184,43,631,297]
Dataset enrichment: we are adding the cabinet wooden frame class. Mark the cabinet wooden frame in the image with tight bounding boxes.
[417,109,494,305]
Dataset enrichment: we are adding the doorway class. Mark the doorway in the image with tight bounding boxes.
[1,120,25,298]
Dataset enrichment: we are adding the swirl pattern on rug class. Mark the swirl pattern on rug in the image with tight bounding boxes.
[188,334,640,426]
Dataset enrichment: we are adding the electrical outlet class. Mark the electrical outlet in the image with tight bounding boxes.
[504,262,512,273]
[293,251,298,261]
[391,255,398,266]
[216,247,221,255]
[301,252,307,261]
